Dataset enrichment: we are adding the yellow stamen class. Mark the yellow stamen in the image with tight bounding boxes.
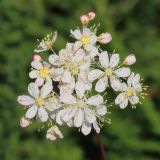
[78,60,84,65]
[71,68,78,75]
[81,35,90,45]
[77,101,85,108]
[105,68,112,76]
[125,87,135,97]
[39,68,49,78]
[45,40,52,49]
[36,98,44,106]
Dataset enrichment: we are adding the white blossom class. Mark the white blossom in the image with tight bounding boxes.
[70,28,97,52]
[88,51,131,92]
[59,94,107,135]
[17,83,54,122]
[49,42,91,83]
[46,125,63,141]
[115,73,142,109]
[34,31,57,53]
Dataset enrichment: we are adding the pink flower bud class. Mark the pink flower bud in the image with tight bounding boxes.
[32,54,42,61]
[123,54,136,65]
[87,12,96,20]
[98,32,112,44]
[20,117,30,128]
[80,15,89,25]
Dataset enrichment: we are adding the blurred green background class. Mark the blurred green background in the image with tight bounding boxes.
[0,0,160,160]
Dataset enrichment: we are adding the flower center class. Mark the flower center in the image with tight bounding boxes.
[36,98,44,106]
[78,60,84,65]
[71,68,78,75]
[65,61,79,76]
[39,68,49,78]
[45,40,52,49]
[125,87,135,97]
[105,68,112,76]
[81,36,90,45]
[77,101,85,108]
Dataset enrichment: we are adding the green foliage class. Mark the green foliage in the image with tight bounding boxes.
[0,0,160,159]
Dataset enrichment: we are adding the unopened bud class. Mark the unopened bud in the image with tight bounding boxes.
[20,117,30,128]
[87,12,96,20]
[32,54,42,61]
[80,15,89,26]
[98,32,112,44]
[123,54,136,65]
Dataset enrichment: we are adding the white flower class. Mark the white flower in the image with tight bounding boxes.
[29,61,62,86]
[59,94,107,135]
[70,28,97,51]
[17,83,53,122]
[29,61,52,86]
[34,31,57,53]
[88,51,131,92]
[49,42,91,83]
[46,125,63,141]
[115,73,142,109]
[123,54,136,65]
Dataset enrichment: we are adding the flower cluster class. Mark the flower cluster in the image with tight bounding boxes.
[17,12,146,141]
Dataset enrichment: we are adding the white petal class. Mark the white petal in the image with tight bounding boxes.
[49,54,64,66]
[29,70,39,79]
[109,54,120,68]
[60,94,77,104]
[114,67,131,77]
[110,77,121,91]
[31,61,43,70]
[56,110,64,125]
[90,34,97,44]
[119,82,127,92]
[70,29,82,39]
[28,83,39,98]
[96,105,107,116]
[25,105,37,119]
[84,107,96,123]
[75,81,86,99]
[115,93,126,105]
[82,28,91,35]
[74,49,85,63]
[63,108,76,122]
[132,74,140,86]
[95,76,108,92]
[74,109,84,127]
[46,134,56,141]
[127,72,135,86]
[93,122,100,133]
[35,77,44,86]
[88,69,104,81]
[81,122,91,135]
[129,96,139,105]
[38,107,48,122]
[119,97,128,109]
[86,95,103,106]
[17,95,35,106]
[54,125,63,139]
[40,83,53,98]
[61,70,72,83]
[99,51,109,68]
[88,46,99,58]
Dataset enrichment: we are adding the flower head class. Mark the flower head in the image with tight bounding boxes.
[34,32,57,53]
[115,73,144,109]
[88,51,131,92]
